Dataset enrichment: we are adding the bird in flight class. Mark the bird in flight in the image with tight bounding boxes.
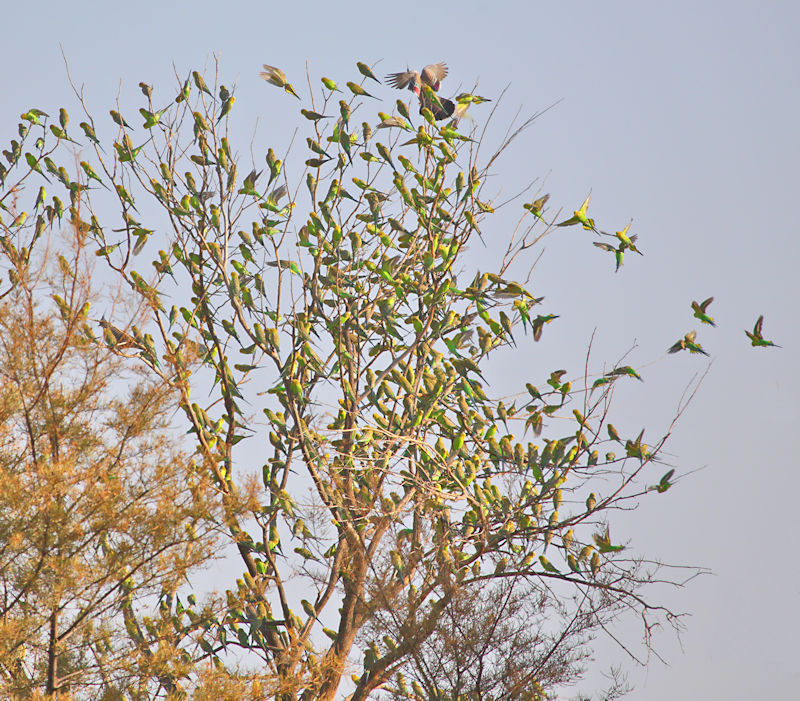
[667,330,709,356]
[691,297,716,326]
[386,62,455,120]
[745,315,780,348]
[259,64,299,99]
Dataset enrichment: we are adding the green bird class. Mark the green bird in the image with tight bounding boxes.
[614,222,642,254]
[80,121,101,146]
[667,330,709,356]
[140,107,167,129]
[356,61,380,83]
[139,82,152,99]
[259,64,300,99]
[396,99,412,122]
[593,241,625,272]
[192,70,212,96]
[109,110,131,128]
[691,297,715,326]
[80,161,108,189]
[556,193,595,230]
[268,184,287,204]
[593,528,624,553]
[745,314,780,348]
[21,109,49,125]
[49,124,78,144]
[338,100,351,126]
[305,157,330,168]
[175,79,191,103]
[98,318,138,349]
[320,77,340,92]
[346,81,377,99]
[217,96,235,123]
[34,185,46,210]
[52,196,64,222]
[539,555,560,574]
[451,92,492,124]
[531,313,558,342]
[375,114,411,130]
[455,92,491,105]
[523,193,549,218]
[650,468,675,493]
[300,109,331,122]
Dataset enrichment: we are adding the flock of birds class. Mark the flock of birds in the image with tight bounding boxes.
[257,60,780,357]
[667,303,779,357]
[260,61,489,126]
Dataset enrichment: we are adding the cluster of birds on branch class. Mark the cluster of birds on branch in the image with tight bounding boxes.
[218,61,785,360]
[260,61,490,127]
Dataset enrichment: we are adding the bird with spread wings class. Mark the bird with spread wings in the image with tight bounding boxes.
[386,62,455,121]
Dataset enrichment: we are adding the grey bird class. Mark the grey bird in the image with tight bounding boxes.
[386,62,455,121]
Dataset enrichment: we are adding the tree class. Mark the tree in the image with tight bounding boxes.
[0,61,703,699]
[0,215,224,697]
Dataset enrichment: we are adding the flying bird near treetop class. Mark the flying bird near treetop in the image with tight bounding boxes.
[691,297,715,326]
[386,62,455,121]
[745,315,780,348]
[259,64,299,99]
[667,330,709,357]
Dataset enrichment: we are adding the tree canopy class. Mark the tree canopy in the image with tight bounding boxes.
[0,59,729,700]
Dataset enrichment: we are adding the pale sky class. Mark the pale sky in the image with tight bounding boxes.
[4,1,799,698]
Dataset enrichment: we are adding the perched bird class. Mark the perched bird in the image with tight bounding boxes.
[375,114,411,131]
[356,61,381,84]
[691,297,716,326]
[346,81,377,99]
[667,330,709,356]
[259,64,299,99]
[386,62,455,121]
[745,315,780,348]
[99,318,138,350]
[419,85,455,121]
[523,193,550,219]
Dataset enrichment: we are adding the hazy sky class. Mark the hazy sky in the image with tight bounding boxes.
[4,1,799,698]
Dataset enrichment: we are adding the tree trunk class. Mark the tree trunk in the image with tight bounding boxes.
[46,609,58,695]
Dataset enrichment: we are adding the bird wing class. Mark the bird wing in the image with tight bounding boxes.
[385,69,420,90]
[421,63,448,88]
[260,65,285,83]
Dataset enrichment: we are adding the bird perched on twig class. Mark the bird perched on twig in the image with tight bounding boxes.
[98,318,138,350]
[386,62,455,121]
